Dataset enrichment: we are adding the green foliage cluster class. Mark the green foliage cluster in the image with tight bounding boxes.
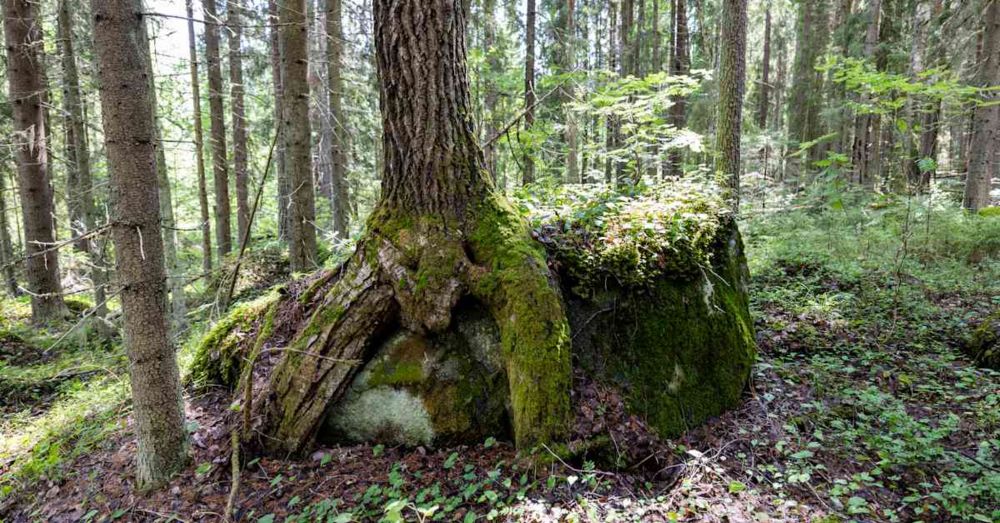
[519,179,729,290]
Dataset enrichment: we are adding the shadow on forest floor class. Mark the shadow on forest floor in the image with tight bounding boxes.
[1,198,998,522]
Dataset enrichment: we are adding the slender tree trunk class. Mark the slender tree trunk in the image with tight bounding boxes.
[269,0,291,242]
[605,0,619,184]
[851,0,881,187]
[963,0,999,211]
[555,0,579,183]
[716,0,747,211]
[328,0,351,237]
[665,0,689,178]
[91,0,188,489]
[281,0,318,270]
[229,0,250,245]
[0,165,18,296]
[186,0,212,275]
[756,2,771,129]
[58,0,109,317]
[3,0,67,323]
[203,0,232,260]
[523,0,537,185]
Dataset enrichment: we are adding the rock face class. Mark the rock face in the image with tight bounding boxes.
[320,303,510,446]
[566,218,756,438]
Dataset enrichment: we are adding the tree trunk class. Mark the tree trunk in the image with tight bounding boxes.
[0,165,19,296]
[256,0,572,455]
[229,0,250,245]
[3,0,68,323]
[187,0,212,275]
[555,0,579,183]
[605,0,618,184]
[851,0,881,187]
[58,0,109,317]
[270,0,291,242]
[328,0,351,238]
[203,0,232,260]
[281,0,318,271]
[756,2,771,129]
[665,0,689,178]
[91,0,188,489]
[788,0,829,149]
[523,0,537,185]
[143,27,188,334]
[716,0,747,211]
[963,0,999,211]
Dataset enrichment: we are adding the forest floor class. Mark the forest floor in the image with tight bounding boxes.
[1,194,998,522]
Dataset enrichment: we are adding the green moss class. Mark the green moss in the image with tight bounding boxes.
[965,309,999,370]
[469,194,573,449]
[188,291,283,388]
[977,206,1000,218]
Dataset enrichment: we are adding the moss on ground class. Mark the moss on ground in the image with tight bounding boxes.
[965,309,1000,370]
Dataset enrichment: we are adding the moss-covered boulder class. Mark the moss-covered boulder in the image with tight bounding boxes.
[965,309,1000,370]
[320,302,509,446]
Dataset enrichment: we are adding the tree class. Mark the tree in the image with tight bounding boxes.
[553,0,580,183]
[665,0,690,178]
[255,0,573,454]
[186,0,212,275]
[91,0,188,488]
[756,2,771,129]
[3,0,68,323]
[788,0,830,154]
[523,0,537,184]
[0,162,18,296]
[328,0,351,237]
[280,0,318,271]
[268,0,291,242]
[963,0,999,211]
[58,0,109,318]
[203,0,232,260]
[229,0,250,243]
[716,0,747,210]
[850,0,881,186]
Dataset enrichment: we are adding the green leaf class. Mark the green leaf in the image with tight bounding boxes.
[257,515,276,523]
[728,481,746,494]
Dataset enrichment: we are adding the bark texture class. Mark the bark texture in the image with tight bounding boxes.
[280,0,318,271]
[3,0,67,323]
[91,0,188,489]
[0,164,18,296]
[851,0,881,187]
[665,0,689,178]
[203,0,232,260]
[255,0,572,455]
[270,0,291,242]
[187,0,212,274]
[756,3,771,129]
[962,0,999,211]
[523,0,537,185]
[716,0,747,210]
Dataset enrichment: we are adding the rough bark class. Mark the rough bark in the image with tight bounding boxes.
[328,0,351,238]
[716,0,747,211]
[3,0,68,323]
[270,0,291,242]
[788,0,829,149]
[962,0,999,211]
[665,0,689,178]
[281,0,318,271]
[203,0,232,260]
[523,0,537,185]
[605,0,619,184]
[187,0,212,275]
[229,0,250,245]
[555,0,579,183]
[91,0,188,489]
[58,0,108,317]
[257,0,572,455]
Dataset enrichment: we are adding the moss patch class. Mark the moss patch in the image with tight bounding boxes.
[965,309,1000,370]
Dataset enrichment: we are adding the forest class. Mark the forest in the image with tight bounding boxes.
[0,0,998,521]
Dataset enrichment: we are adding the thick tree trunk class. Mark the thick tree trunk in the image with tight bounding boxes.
[556,0,579,184]
[523,0,537,185]
[665,0,689,178]
[187,0,212,275]
[3,0,68,323]
[0,165,18,296]
[328,0,351,238]
[716,0,747,211]
[229,0,250,245]
[58,0,109,317]
[962,0,999,212]
[851,0,881,187]
[91,0,188,489]
[788,0,829,149]
[203,0,232,260]
[257,0,572,455]
[281,0,318,271]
